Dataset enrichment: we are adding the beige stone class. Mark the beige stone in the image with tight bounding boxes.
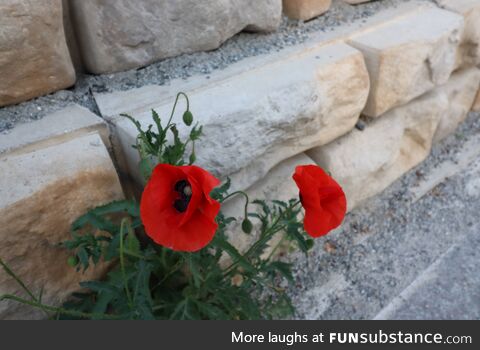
[0,134,124,319]
[436,0,480,68]
[106,43,369,192]
[69,0,282,74]
[283,0,332,21]
[434,67,480,142]
[0,0,75,106]
[0,105,108,156]
[308,89,448,210]
[348,7,464,117]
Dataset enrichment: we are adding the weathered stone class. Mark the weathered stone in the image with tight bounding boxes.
[222,153,314,254]
[69,0,282,74]
[308,89,448,210]
[347,6,464,117]
[0,105,108,156]
[436,0,480,68]
[104,43,370,192]
[0,0,75,107]
[283,0,331,21]
[433,67,480,142]
[0,134,124,319]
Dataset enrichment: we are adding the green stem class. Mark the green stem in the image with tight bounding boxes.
[266,234,287,262]
[222,200,302,277]
[166,92,190,127]
[220,190,250,224]
[119,218,134,309]
[0,257,37,302]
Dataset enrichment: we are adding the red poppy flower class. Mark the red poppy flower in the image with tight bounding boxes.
[140,164,221,252]
[292,165,347,238]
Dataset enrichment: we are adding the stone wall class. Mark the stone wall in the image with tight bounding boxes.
[0,0,384,107]
[1,0,480,319]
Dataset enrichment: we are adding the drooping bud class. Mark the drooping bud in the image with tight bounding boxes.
[183,110,193,126]
[241,218,253,234]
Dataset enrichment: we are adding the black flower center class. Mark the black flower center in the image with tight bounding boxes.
[173,180,192,213]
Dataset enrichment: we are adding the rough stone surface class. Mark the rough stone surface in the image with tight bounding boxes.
[436,0,480,68]
[69,0,282,74]
[348,6,464,117]
[0,134,124,319]
[0,0,75,107]
[0,105,108,156]
[0,0,430,133]
[283,0,332,21]
[308,88,447,210]
[107,43,370,192]
[374,218,480,320]
[433,67,480,142]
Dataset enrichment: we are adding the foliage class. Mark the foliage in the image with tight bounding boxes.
[0,92,314,320]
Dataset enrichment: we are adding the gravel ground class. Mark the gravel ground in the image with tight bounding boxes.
[290,111,480,320]
[0,0,433,133]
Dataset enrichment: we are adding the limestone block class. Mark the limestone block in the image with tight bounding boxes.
[222,153,315,254]
[0,105,108,156]
[436,0,480,68]
[0,0,75,107]
[434,67,480,142]
[347,7,464,117]
[283,0,332,21]
[0,134,124,319]
[107,43,370,192]
[308,89,448,210]
[69,0,282,74]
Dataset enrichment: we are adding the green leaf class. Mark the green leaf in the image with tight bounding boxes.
[139,158,153,181]
[213,237,256,274]
[77,247,89,270]
[125,231,141,256]
[210,178,231,200]
[187,255,202,288]
[268,261,294,283]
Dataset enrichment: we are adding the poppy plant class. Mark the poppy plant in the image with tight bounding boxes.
[292,165,347,238]
[140,164,221,252]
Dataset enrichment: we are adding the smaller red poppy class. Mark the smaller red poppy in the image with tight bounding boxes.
[292,165,346,238]
[140,164,221,252]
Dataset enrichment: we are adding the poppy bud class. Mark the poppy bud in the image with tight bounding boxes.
[67,256,78,267]
[183,110,193,126]
[241,218,253,234]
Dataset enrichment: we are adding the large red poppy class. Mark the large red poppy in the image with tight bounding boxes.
[292,165,346,238]
[140,164,221,252]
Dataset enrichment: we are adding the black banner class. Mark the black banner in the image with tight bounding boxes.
[0,321,477,349]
